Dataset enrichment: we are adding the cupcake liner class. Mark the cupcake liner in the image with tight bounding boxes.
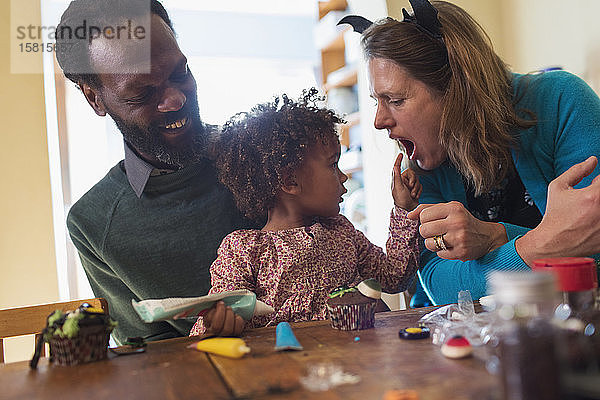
[49,329,110,365]
[326,302,376,330]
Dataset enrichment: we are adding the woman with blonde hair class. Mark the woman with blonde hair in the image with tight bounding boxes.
[341,0,600,304]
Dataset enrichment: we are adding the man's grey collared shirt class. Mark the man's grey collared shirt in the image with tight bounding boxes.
[123,143,175,198]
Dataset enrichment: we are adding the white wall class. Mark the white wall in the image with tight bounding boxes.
[502,0,600,93]
[1,0,59,363]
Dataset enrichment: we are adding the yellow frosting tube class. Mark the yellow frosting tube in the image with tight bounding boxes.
[191,338,251,358]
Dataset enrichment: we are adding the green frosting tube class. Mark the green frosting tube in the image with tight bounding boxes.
[132,290,273,323]
[226,293,257,321]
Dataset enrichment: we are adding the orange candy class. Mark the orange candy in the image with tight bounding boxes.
[382,389,419,400]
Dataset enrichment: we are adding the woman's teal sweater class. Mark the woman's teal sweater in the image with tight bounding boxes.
[418,71,600,305]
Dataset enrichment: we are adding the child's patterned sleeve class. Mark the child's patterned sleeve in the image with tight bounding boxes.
[189,313,207,336]
[189,233,256,336]
[353,206,420,293]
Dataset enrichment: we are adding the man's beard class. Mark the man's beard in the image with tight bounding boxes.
[108,105,207,169]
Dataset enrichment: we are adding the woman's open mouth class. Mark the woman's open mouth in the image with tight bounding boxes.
[398,139,415,159]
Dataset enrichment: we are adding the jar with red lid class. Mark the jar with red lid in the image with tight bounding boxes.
[533,257,600,381]
[489,270,561,400]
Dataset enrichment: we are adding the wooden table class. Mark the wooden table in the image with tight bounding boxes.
[0,307,499,400]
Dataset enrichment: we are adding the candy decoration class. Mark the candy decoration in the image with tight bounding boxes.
[357,278,382,299]
[327,286,357,298]
[190,337,250,359]
[383,389,419,400]
[274,322,303,351]
[441,335,472,359]
[398,326,430,340]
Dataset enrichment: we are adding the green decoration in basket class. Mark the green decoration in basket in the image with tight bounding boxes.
[30,303,117,369]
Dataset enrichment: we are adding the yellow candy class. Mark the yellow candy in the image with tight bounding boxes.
[192,338,251,359]
[82,307,105,314]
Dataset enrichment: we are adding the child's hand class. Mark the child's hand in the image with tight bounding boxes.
[391,153,422,211]
[203,301,245,337]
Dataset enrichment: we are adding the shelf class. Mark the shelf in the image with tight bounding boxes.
[342,165,363,175]
[318,29,346,52]
[339,111,360,148]
[325,64,357,92]
[315,1,349,84]
[345,111,360,127]
[318,0,348,19]
[316,0,360,176]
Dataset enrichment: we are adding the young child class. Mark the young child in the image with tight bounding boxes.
[190,89,421,337]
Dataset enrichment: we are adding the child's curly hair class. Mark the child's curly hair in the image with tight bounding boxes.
[216,88,344,222]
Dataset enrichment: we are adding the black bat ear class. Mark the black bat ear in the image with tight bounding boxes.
[337,15,373,34]
[408,0,442,39]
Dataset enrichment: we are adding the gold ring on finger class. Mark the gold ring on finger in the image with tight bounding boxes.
[433,234,448,252]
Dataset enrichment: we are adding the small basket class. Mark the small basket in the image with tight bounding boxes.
[48,326,111,365]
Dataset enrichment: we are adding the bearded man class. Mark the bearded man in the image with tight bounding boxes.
[56,0,250,344]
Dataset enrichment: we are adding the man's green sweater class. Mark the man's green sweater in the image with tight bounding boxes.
[67,159,248,344]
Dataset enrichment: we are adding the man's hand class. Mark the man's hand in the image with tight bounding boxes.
[203,301,245,337]
[516,156,600,265]
[408,201,508,261]
[392,153,422,211]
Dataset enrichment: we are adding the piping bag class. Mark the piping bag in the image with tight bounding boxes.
[132,290,274,322]
[189,337,250,359]
[275,322,303,351]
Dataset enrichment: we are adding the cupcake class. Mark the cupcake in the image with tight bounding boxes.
[326,279,382,330]
[30,303,117,368]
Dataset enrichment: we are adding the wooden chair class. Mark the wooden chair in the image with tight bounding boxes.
[0,298,108,363]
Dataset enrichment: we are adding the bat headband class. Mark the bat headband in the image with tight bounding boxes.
[338,0,445,46]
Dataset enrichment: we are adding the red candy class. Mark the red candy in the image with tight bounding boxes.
[445,336,470,347]
[441,335,472,359]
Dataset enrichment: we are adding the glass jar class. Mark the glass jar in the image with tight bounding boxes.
[533,257,600,397]
[489,270,561,400]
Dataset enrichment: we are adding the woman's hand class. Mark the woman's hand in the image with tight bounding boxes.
[392,152,422,211]
[516,156,600,265]
[203,301,245,337]
[407,201,508,261]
